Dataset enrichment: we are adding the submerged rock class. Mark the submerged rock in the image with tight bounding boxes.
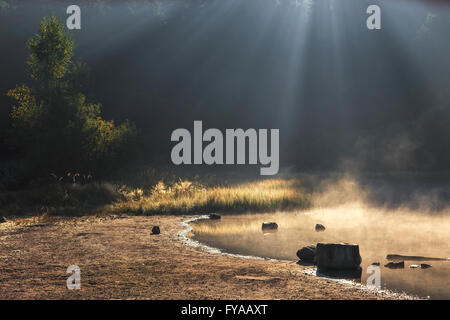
[261,222,278,231]
[387,254,448,261]
[421,263,432,269]
[296,245,316,264]
[209,213,221,220]
[316,243,361,270]
[151,226,160,235]
[384,261,405,269]
[315,224,326,232]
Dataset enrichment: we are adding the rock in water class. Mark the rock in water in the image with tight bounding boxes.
[317,267,362,279]
[384,261,405,269]
[151,226,160,235]
[315,224,326,232]
[0,217,6,224]
[316,243,362,270]
[261,222,278,231]
[421,263,432,269]
[296,245,316,263]
[387,254,448,261]
[209,213,221,220]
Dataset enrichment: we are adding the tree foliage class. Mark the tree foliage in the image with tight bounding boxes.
[27,15,73,85]
[7,15,137,178]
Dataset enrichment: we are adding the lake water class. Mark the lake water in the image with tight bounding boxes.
[191,205,450,299]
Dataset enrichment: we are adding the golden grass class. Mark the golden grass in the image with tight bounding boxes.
[114,178,312,215]
[0,171,312,217]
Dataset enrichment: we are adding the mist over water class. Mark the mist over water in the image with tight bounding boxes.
[1,0,450,299]
[191,176,450,299]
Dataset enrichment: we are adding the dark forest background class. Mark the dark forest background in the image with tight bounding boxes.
[1,0,450,175]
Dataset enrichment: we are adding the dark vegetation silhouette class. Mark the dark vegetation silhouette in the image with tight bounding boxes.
[6,15,137,182]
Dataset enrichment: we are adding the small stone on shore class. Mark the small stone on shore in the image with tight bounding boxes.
[151,226,160,235]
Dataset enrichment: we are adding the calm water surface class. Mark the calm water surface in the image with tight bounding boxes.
[191,206,450,299]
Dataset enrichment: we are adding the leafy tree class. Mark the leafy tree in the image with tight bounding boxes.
[7,15,137,178]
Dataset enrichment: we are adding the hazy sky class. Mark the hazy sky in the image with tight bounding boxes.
[1,0,450,171]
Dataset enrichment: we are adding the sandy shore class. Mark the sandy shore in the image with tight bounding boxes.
[0,215,405,299]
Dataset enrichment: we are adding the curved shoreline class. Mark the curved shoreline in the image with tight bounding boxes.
[0,214,418,299]
[179,216,420,300]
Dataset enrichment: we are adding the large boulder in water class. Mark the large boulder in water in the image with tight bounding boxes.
[316,243,362,270]
[296,245,316,263]
[317,266,362,279]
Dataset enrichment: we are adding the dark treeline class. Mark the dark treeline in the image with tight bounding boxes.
[1,0,450,175]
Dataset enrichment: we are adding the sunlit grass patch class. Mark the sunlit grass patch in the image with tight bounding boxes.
[0,169,312,217]
[114,178,312,215]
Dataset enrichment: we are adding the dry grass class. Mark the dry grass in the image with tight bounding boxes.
[0,167,312,217]
[114,178,312,215]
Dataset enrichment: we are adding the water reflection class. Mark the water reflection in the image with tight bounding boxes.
[191,205,450,299]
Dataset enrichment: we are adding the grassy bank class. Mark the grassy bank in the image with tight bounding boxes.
[0,171,312,217]
[115,178,311,215]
